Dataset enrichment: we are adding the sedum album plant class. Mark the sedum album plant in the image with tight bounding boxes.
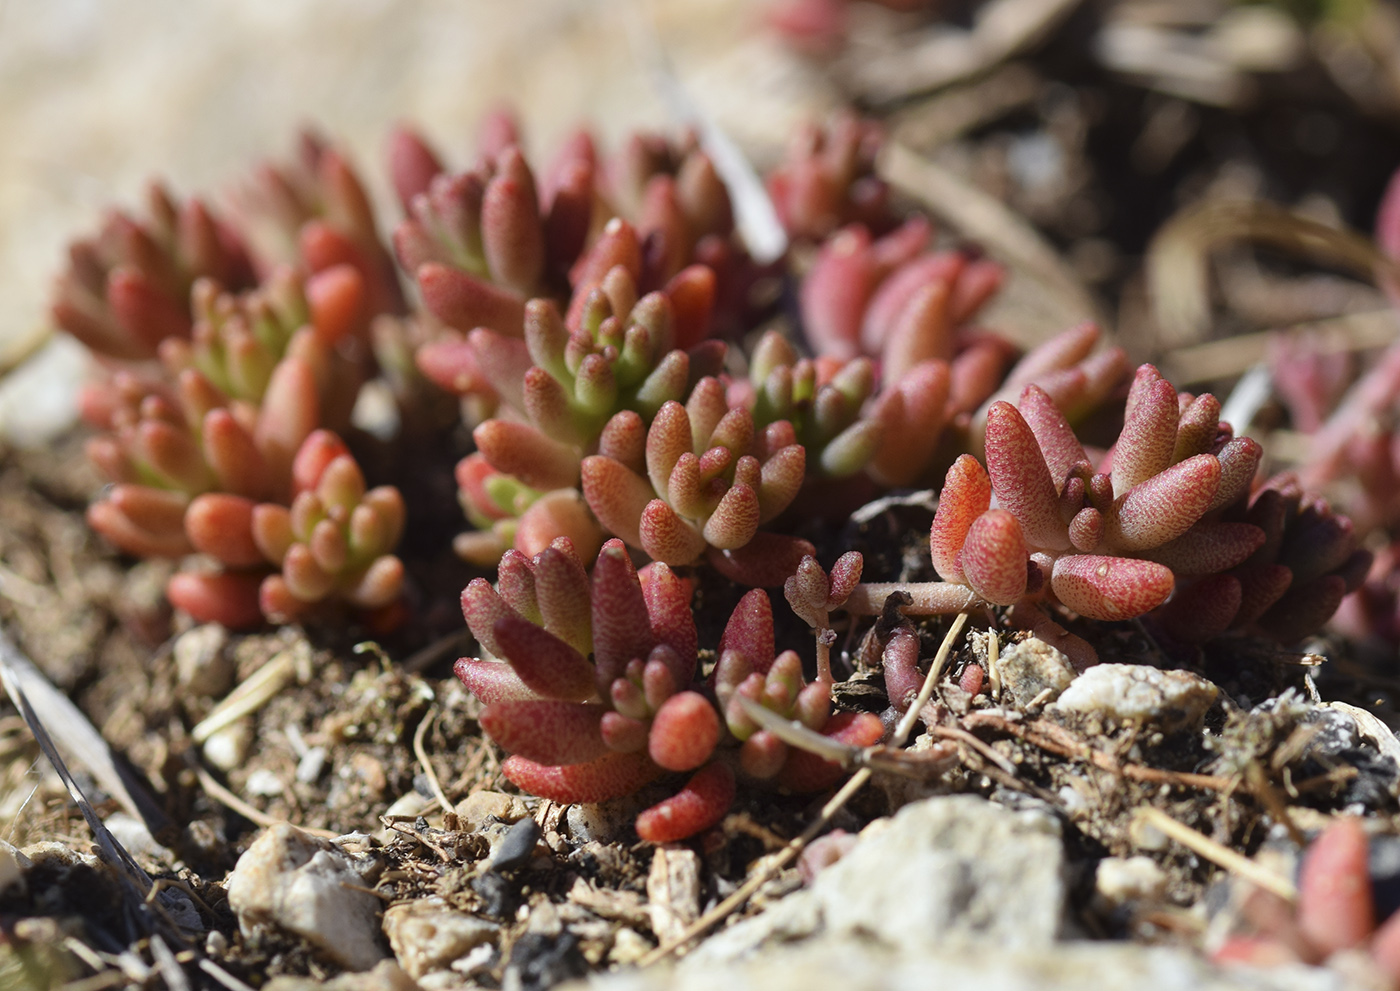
[49,106,1379,841]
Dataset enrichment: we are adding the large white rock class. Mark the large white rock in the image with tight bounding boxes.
[688,795,1067,966]
[1052,663,1218,733]
[226,823,387,972]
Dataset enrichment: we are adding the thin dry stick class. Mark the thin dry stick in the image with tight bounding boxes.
[191,763,338,840]
[1133,806,1297,902]
[638,612,971,967]
[413,707,454,815]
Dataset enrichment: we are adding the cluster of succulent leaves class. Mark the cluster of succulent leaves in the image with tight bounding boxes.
[52,110,1377,842]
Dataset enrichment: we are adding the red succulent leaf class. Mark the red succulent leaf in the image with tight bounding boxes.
[1050,554,1175,621]
[493,613,597,702]
[501,750,662,804]
[639,499,708,564]
[474,419,580,493]
[1140,523,1265,576]
[167,570,265,628]
[719,589,776,675]
[186,494,264,567]
[1297,818,1374,955]
[480,700,608,766]
[1257,574,1347,644]
[642,562,698,678]
[580,455,653,548]
[1110,367,1179,497]
[930,454,991,583]
[452,657,540,705]
[958,509,1028,606]
[635,761,736,843]
[461,577,520,657]
[1018,384,1087,491]
[648,691,721,771]
[416,262,526,337]
[590,539,657,686]
[1105,454,1221,552]
[985,401,1068,551]
[1231,564,1294,629]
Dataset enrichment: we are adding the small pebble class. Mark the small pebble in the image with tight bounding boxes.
[1095,856,1168,908]
[995,637,1076,707]
[246,769,285,797]
[202,718,252,771]
[486,816,541,872]
[455,790,529,830]
[174,623,232,696]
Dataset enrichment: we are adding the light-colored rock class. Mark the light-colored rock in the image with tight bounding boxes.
[263,960,421,991]
[574,940,1347,991]
[1053,664,1218,733]
[1095,855,1169,908]
[383,896,498,981]
[174,623,232,697]
[994,636,1077,706]
[565,795,645,845]
[202,717,253,772]
[688,795,1066,966]
[454,790,530,831]
[226,823,387,972]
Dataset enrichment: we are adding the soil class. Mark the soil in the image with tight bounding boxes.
[5,1,1400,988]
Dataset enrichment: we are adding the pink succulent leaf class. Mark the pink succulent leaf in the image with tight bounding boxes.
[1110,368,1180,497]
[480,700,608,766]
[1050,554,1175,621]
[707,533,817,588]
[1017,385,1087,492]
[648,691,721,771]
[1104,454,1221,552]
[600,712,650,752]
[473,419,580,493]
[1156,574,1242,643]
[416,262,526,337]
[826,551,863,607]
[512,490,604,563]
[739,731,788,780]
[501,750,662,805]
[635,761,736,843]
[1068,506,1104,553]
[462,576,526,655]
[998,321,1101,398]
[930,454,992,583]
[496,549,541,622]
[1139,523,1266,576]
[1297,818,1375,955]
[166,569,265,629]
[580,455,653,549]
[868,359,950,487]
[799,225,877,359]
[957,509,1028,606]
[639,499,708,564]
[701,483,761,550]
[785,555,832,628]
[1172,393,1222,462]
[531,542,593,656]
[1209,437,1263,512]
[757,444,806,521]
[641,562,698,678]
[385,125,445,212]
[590,539,657,688]
[88,485,194,558]
[203,409,272,499]
[985,402,1069,551]
[480,147,545,293]
[720,589,777,675]
[186,494,264,567]
[492,613,598,702]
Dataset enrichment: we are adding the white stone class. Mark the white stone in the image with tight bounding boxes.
[246,769,286,797]
[1095,856,1169,908]
[0,839,31,896]
[993,636,1077,706]
[174,623,232,697]
[226,823,387,972]
[688,795,1067,966]
[202,718,253,772]
[383,896,498,980]
[1053,664,1218,733]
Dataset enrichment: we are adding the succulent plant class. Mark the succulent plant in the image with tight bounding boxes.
[51,182,255,360]
[454,538,730,842]
[844,364,1368,663]
[766,111,891,240]
[1213,818,1400,985]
